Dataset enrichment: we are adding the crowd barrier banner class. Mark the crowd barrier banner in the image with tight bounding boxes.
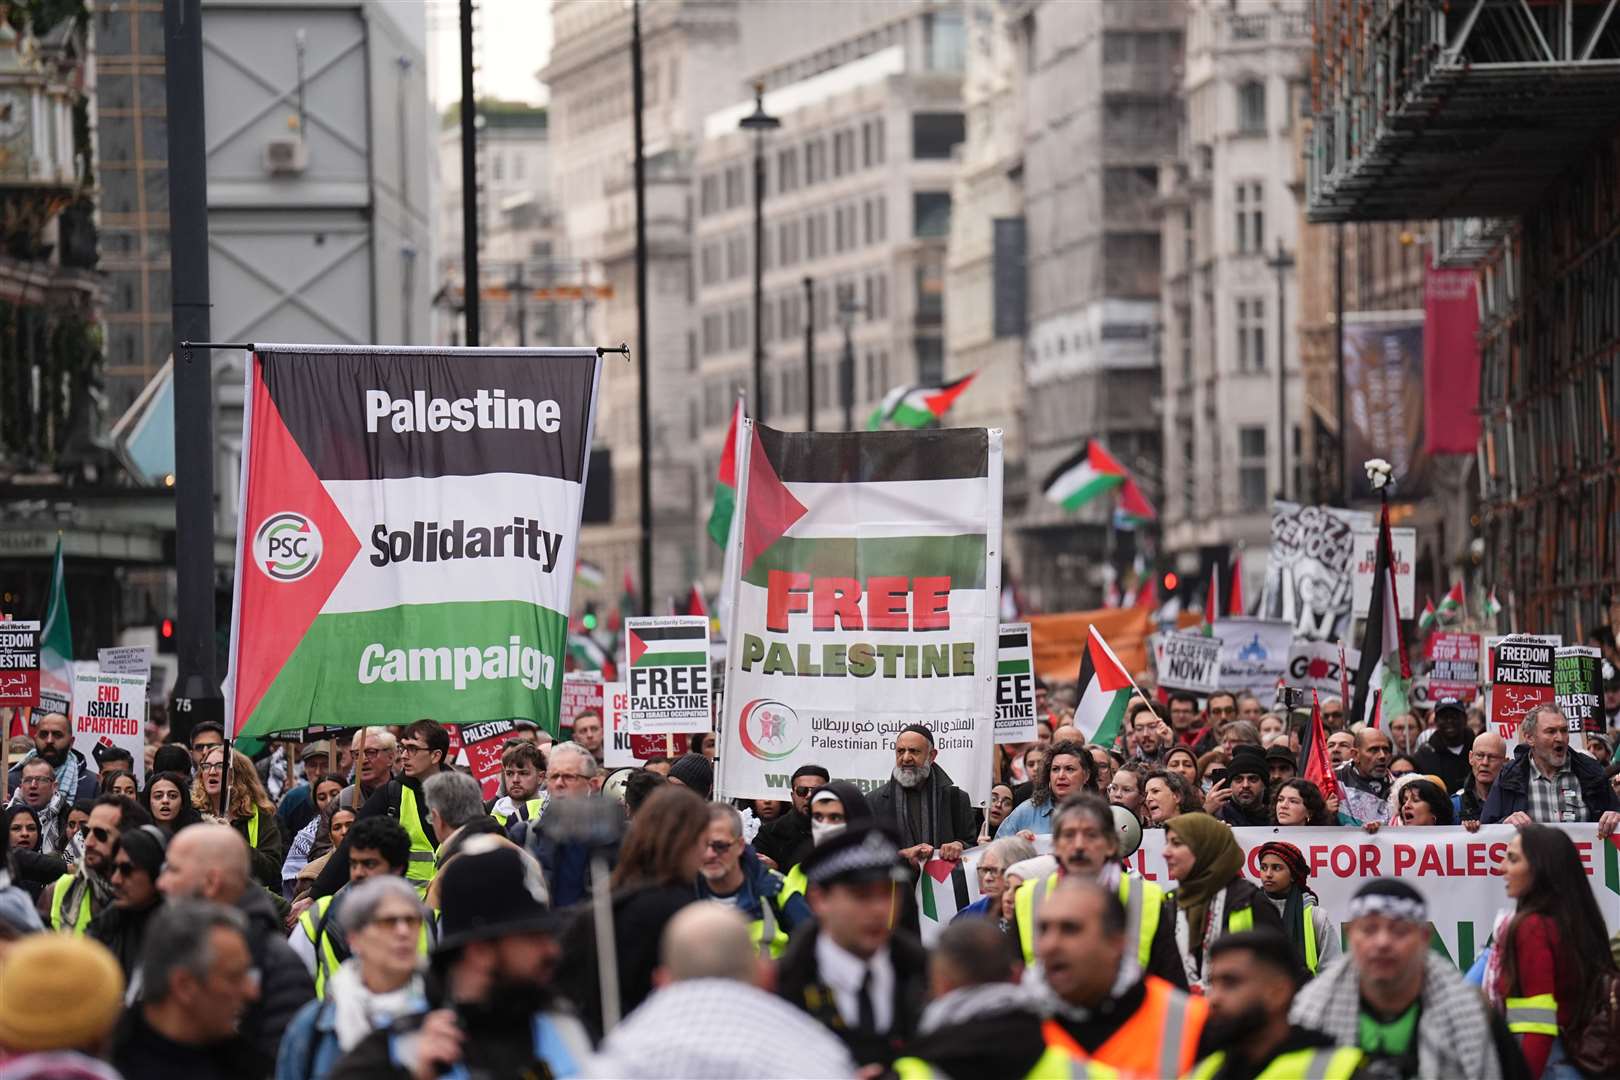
[918,824,1620,965]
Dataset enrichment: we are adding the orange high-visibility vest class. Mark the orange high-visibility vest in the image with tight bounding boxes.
[1041,975,1207,1078]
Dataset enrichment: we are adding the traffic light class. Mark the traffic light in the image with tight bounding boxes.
[158,617,176,654]
[582,602,598,632]
[1161,570,1179,594]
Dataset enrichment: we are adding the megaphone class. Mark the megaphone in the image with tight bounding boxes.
[1112,804,1144,859]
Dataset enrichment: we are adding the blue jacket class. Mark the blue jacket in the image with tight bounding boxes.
[694,845,811,930]
[275,998,340,1080]
[1479,745,1620,824]
[515,819,620,908]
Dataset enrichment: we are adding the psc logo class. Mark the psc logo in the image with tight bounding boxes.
[253,512,323,583]
[737,698,803,761]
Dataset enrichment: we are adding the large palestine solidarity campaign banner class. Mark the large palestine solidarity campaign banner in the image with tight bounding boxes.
[717,423,1002,804]
[918,825,1620,960]
[225,346,601,739]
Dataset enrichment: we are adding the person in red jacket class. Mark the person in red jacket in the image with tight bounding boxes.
[1492,823,1619,1077]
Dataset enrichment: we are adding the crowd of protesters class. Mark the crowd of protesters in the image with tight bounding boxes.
[0,669,1615,1080]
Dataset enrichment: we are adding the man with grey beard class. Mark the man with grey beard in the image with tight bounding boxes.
[867,724,977,866]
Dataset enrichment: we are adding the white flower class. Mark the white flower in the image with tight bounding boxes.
[1364,458,1393,490]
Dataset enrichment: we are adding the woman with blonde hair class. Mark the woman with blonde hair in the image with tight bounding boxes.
[193,744,285,887]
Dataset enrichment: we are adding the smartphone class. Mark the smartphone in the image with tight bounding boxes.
[1206,767,1229,787]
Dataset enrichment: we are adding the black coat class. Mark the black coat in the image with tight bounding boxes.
[90,898,163,983]
[1414,735,1474,795]
[312,776,439,898]
[112,1007,261,1080]
[891,1003,1046,1078]
[867,766,977,849]
[1480,745,1620,824]
[753,807,812,868]
[236,885,317,1074]
[554,882,694,1041]
[776,920,929,1069]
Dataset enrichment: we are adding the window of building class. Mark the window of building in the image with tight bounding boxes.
[700,242,722,286]
[514,153,525,180]
[923,9,965,71]
[726,234,747,279]
[833,129,855,176]
[1238,426,1268,510]
[727,306,748,350]
[492,153,504,182]
[912,112,965,159]
[702,313,723,355]
[1236,296,1266,371]
[777,147,799,194]
[725,165,745,208]
[915,337,944,385]
[805,138,826,183]
[914,191,951,238]
[1234,181,1263,253]
[778,220,799,267]
[1237,80,1266,134]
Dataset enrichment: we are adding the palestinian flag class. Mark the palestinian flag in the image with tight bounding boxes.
[917,853,981,946]
[1076,624,1133,747]
[225,346,601,740]
[1229,552,1245,616]
[1484,587,1502,620]
[1437,580,1465,623]
[1201,571,1220,638]
[717,422,1001,804]
[1041,439,1156,520]
[1350,503,1411,728]
[1416,596,1437,634]
[684,584,708,618]
[708,396,744,547]
[866,372,976,430]
[627,620,707,668]
[1298,690,1348,803]
[620,568,640,619]
[38,537,72,711]
[575,559,605,588]
[568,632,615,680]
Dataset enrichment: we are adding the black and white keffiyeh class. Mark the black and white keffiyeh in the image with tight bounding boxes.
[586,978,856,1079]
[1290,951,1500,1080]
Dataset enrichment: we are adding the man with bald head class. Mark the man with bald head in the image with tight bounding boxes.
[1455,732,1508,825]
[588,903,857,1078]
[1334,727,1392,823]
[159,824,313,1072]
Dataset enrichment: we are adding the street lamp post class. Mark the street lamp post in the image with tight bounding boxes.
[739,84,779,421]
[803,276,815,431]
[1267,241,1296,500]
[837,284,867,431]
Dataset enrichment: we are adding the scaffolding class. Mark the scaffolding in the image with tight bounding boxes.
[1476,128,1620,638]
[1309,0,1620,222]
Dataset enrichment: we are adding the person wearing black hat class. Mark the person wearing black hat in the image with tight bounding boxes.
[776,823,928,1070]
[867,725,976,867]
[1413,697,1475,795]
[665,752,713,799]
[1215,745,1272,827]
[1265,744,1298,787]
[90,824,167,983]
[1290,879,1528,1080]
[329,837,593,1080]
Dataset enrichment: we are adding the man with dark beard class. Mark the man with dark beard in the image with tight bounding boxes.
[866,725,976,866]
[1188,930,1362,1079]
[7,712,99,805]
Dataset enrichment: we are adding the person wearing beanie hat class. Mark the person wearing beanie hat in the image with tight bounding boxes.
[1214,744,1273,828]
[1290,878,1527,1080]
[332,838,593,1079]
[0,935,124,1070]
[666,752,713,800]
[89,825,168,983]
[1255,841,1340,977]
[1264,743,1298,785]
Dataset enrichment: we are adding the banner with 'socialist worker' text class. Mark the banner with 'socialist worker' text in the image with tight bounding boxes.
[225,346,602,740]
[716,422,1002,805]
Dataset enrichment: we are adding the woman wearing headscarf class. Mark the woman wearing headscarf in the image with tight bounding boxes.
[1162,812,1284,990]
[1255,839,1340,978]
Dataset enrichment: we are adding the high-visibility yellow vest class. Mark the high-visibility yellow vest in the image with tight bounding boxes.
[1303,907,1320,975]
[1186,1046,1362,1080]
[246,808,261,849]
[1023,1047,1122,1079]
[748,874,792,959]
[299,891,434,999]
[491,796,546,828]
[1015,871,1164,969]
[395,783,437,894]
[1504,993,1559,1037]
[49,873,92,935]
[781,863,807,903]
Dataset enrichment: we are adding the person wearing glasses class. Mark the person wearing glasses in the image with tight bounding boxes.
[314,720,452,901]
[10,758,71,855]
[753,763,832,870]
[7,713,100,808]
[335,727,396,812]
[42,795,151,935]
[90,824,168,983]
[187,721,226,771]
[695,802,810,958]
[513,741,615,907]
[192,746,286,890]
[276,875,431,1080]
[954,835,1035,928]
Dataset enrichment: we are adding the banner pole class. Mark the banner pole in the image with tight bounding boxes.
[351,726,366,809]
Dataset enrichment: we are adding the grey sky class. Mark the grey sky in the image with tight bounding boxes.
[425,0,552,109]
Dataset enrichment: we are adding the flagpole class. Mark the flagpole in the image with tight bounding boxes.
[1090,625,1157,718]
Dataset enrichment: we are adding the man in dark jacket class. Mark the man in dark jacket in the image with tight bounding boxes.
[867,725,977,865]
[513,741,619,906]
[112,900,263,1080]
[777,824,928,1070]
[1481,704,1620,835]
[1414,697,1475,795]
[891,918,1046,1077]
[1215,745,1272,828]
[156,823,315,1072]
[753,763,829,869]
[6,712,100,806]
[90,824,167,984]
[329,843,593,1079]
